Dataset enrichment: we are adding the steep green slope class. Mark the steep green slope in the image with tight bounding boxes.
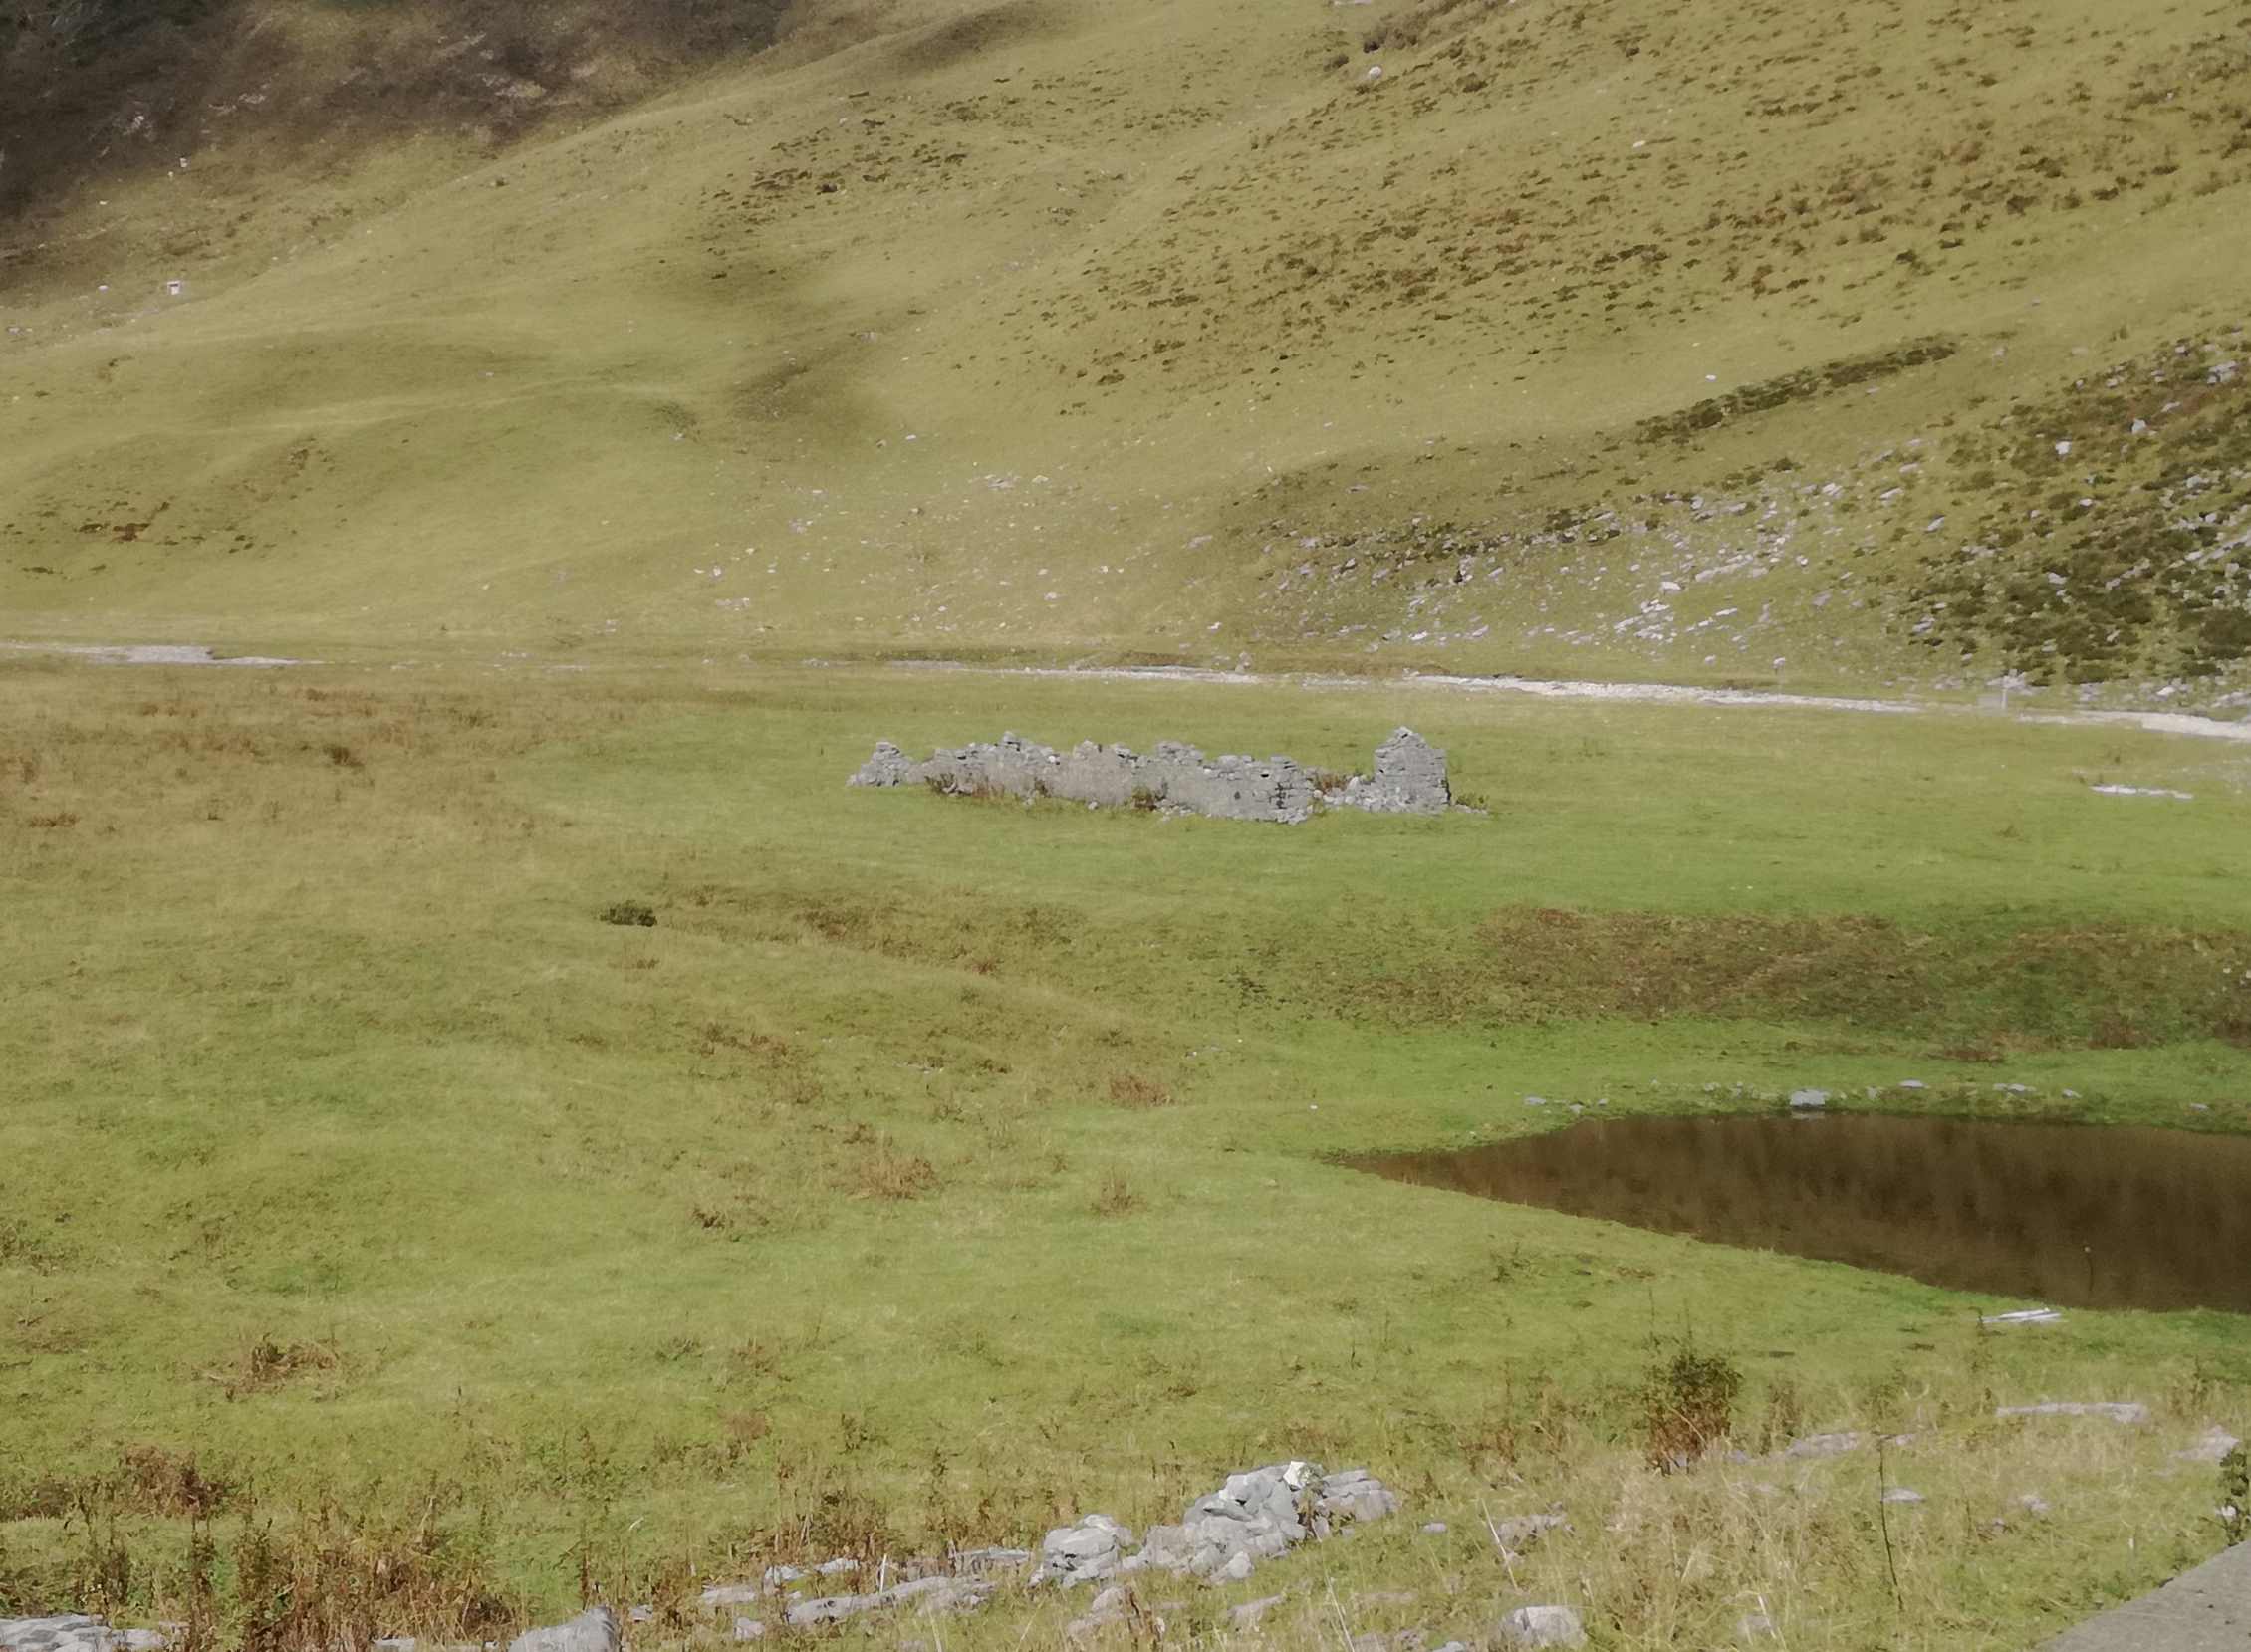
[2,0,2247,695]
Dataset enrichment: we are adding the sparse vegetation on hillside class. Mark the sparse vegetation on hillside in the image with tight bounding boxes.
[1907,334,2251,683]
[0,0,796,218]
[1,0,2246,700]
[5,0,2251,1643]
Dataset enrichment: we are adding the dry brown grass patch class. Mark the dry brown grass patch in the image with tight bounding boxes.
[203,1333,342,1400]
[851,1137,940,1202]
[1107,1072,1173,1108]
[1091,1171,1142,1217]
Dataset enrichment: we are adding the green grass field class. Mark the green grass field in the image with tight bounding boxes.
[7,0,2251,1641]
[4,654,2249,1646]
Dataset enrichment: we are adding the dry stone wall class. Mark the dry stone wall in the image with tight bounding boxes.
[850,728,1452,824]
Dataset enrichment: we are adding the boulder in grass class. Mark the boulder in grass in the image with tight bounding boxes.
[1995,1402,2149,1425]
[1064,1585,1130,1640]
[2177,1427,2243,1464]
[1135,1461,1398,1582]
[1489,1509,1570,1556]
[1316,1468,1400,1525]
[507,1608,620,1652]
[1035,1514,1136,1586]
[1,1618,129,1652]
[1495,1605,1586,1648]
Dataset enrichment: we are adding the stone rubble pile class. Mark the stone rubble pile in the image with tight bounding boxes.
[676,1460,1400,1638]
[1035,1461,1399,1588]
[506,1607,620,1652]
[780,1572,993,1629]
[7,1464,1616,1651]
[693,1544,1037,1637]
[849,727,1454,824]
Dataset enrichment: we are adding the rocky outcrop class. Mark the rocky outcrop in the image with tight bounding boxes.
[850,728,1453,824]
[507,1608,619,1652]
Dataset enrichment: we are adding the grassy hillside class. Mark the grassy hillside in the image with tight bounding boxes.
[3,0,2248,697]
[3,653,2249,1645]
[7,6,2251,1642]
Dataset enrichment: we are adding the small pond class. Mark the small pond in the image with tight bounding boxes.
[1355,1113,2251,1314]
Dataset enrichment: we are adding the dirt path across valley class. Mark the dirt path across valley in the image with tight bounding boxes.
[893,661,2251,746]
[7,641,2247,747]
[0,642,313,667]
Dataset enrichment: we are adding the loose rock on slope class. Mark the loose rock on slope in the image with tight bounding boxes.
[507,1608,620,1652]
[1495,1604,1587,1648]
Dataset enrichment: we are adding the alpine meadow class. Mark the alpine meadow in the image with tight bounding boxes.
[4,0,2251,1647]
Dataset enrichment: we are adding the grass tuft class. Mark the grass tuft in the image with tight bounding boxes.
[1106,1072,1173,1109]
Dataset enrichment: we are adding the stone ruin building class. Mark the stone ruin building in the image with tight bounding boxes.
[849,727,1454,824]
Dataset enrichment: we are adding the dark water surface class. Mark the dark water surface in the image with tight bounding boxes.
[1355,1114,2251,1313]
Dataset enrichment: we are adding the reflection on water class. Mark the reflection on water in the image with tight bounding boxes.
[1354,1114,2251,1313]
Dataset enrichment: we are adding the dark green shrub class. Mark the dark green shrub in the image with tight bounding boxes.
[1645,1343,1744,1471]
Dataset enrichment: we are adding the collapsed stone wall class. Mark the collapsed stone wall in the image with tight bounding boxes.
[848,727,1453,824]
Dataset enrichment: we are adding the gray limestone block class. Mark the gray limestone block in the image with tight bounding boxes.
[507,1608,619,1652]
[1,1618,124,1652]
[1316,1468,1400,1524]
[1494,1605,1587,1648]
[1996,1402,2150,1425]
[2179,1428,2244,1464]
[951,1545,1035,1574]
[1035,1514,1135,1585]
[1489,1510,1568,1553]
[699,1582,764,1608]
[1229,1594,1287,1630]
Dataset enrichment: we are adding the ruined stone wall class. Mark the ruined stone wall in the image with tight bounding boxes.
[849,728,1450,824]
